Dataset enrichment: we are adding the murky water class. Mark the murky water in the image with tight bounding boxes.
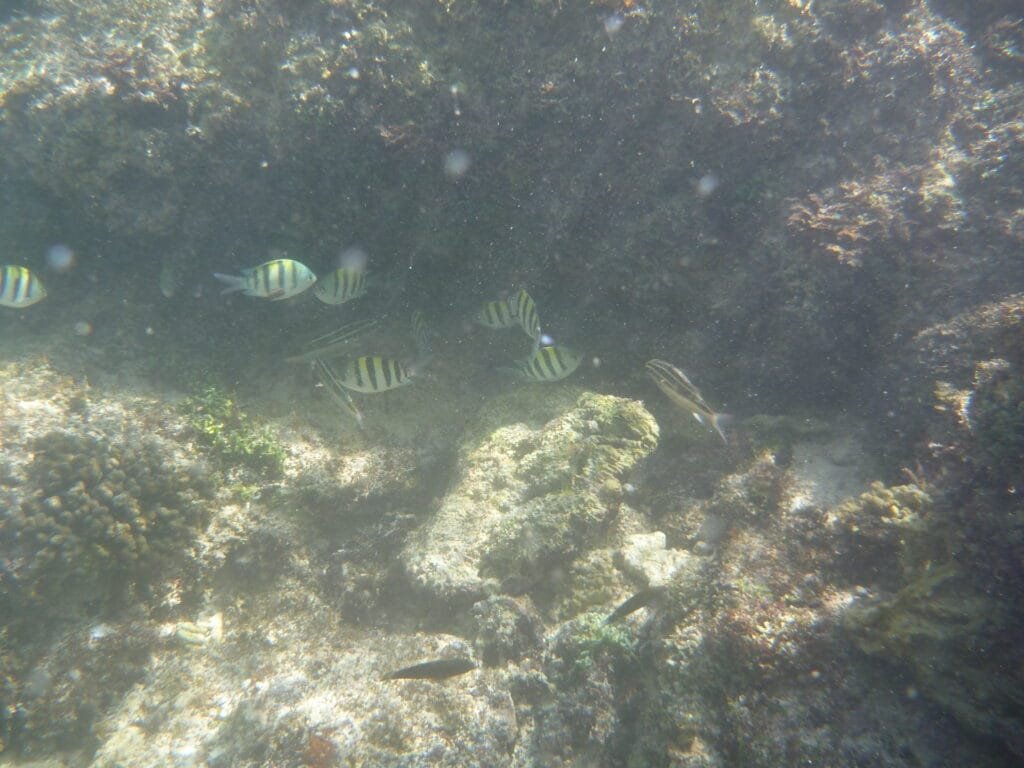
[1,2,1022,765]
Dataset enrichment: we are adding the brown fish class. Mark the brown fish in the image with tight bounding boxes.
[381,657,477,681]
[644,359,729,444]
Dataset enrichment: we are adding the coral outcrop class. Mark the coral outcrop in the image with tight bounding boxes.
[402,388,659,608]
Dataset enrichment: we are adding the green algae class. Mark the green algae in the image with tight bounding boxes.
[182,387,286,474]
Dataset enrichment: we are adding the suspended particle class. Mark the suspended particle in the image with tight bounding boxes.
[697,173,720,197]
[339,245,368,272]
[444,148,471,179]
[604,14,625,36]
[46,243,75,273]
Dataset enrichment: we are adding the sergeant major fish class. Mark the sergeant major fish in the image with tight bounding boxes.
[0,265,47,308]
[509,289,542,341]
[513,344,582,382]
[334,356,414,393]
[313,267,367,305]
[213,259,316,300]
[645,359,729,444]
[477,298,517,329]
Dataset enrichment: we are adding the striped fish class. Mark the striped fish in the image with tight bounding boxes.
[0,265,47,308]
[213,259,316,300]
[644,359,729,444]
[509,289,542,340]
[313,358,363,427]
[515,345,581,382]
[334,356,413,393]
[477,298,517,329]
[411,310,433,359]
[288,318,378,362]
[313,267,367,305]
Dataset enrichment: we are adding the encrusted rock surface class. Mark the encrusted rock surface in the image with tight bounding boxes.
[402,388,659,607]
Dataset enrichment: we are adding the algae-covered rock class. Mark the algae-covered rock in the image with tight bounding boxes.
[471,595,545,668]
[402,389,658,607]
[845,563,1024,756]
[617,531,691,588]
[824,480,932,585]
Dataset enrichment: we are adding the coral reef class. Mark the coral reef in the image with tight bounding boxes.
[2,428,211,629]
[0,0,1022,765]
[0,360,217,757]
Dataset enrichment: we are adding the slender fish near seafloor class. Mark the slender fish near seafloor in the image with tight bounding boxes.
[381,657,477,681]
[313,358,364,427]
[288,318,378,362]
[411,310,433,359]
[644,359,729,444]
[603,586,668,625]
[213,258,316,300]
[0,265,47,308]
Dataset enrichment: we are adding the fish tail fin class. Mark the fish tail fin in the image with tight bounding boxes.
[710,413,732,444]
[213,272,244,294]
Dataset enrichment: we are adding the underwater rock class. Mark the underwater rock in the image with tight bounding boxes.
[471,595,545,668]
[616,531,691,588]
[845,563,1024,759]
[660,450,784,551]
[401,388,658,608]
[89,626,519,768]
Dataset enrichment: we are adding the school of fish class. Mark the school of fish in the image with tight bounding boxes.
[3,254,729,440]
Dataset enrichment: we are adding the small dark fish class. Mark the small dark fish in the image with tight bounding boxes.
[382,657,477,681]
[603,586,667,625]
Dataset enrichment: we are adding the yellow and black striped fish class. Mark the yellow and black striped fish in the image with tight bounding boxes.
[514,345,581,382]
[313,267,367,305]
[0,265,47,308]
[313,358,364,427]
[509,289,542,340]
[335,356,414,393]
[214,259,316,300]
[477,298,517,329]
